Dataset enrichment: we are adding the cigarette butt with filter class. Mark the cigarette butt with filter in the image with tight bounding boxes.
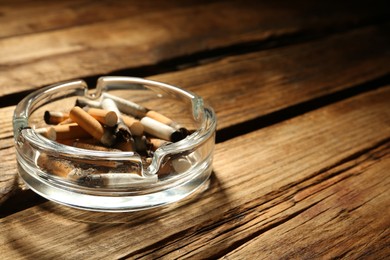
[144,110,181,129]
[140,116,184,142]
[69,106,116,146]
[44,123,90,140]
[145,110,190,138]
[122,115,144,136]
[75,97,101,108]
[37,153,74,178]
[85,107,118,127]
[44,111,69,125]
[35,127,57,140]
[102,98,133,141]
[58,118,74,125]
[102,93,148,118]
[77,173,158,187]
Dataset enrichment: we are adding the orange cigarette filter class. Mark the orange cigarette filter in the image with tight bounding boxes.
[58,118,74,125]
[69,106,106,141]
[145,111,173,126]
[122,115,144,136]
[86,107,118,127]
[35,127,56,140]
[48,123,90,140]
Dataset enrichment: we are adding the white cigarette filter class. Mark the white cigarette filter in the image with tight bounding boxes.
[145,110,184,130]
[101,98,121,121]
[102,93,148,118]
[140,116,184,142]
[102,98,134,141]
[75,97,101,108]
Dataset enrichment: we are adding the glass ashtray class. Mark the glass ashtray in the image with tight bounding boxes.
[13,76,216,212]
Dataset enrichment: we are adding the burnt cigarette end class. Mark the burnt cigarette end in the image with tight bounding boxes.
[77,175,99,187]
[44,111,51,124]
[133,136,149,155]
[178,127,190,138]
[171,130,185,142]
[44,111,69,125]
[115,123,132,141]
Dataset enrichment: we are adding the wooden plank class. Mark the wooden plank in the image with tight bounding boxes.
[1,26,389,205]
[223,146,390,259]
[0,0,388,97]
[0,0,206,38]
[0,107,21,204]
[1,86,389,259]
[152,26,390,130]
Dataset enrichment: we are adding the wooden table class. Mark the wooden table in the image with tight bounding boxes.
[1,1,389,258]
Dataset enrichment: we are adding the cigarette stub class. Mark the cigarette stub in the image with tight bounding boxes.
[85,107,118,127]
[145,111,189,139]
[69,106,116,146]
[103,93,148,118]
[144,110,181,129]
[149,138,171,151]
[35,127,56,140]
[102,98,134,142]
[37,153,74,178]
[49,123,90,140]
[145,110,173,126]
[58,118,74,125]
[101,98,121,122]
[141,116,184,142]
[44,111,69,125]
[122,115,144,136]
[75,97,101,108]
[78,173,158,187]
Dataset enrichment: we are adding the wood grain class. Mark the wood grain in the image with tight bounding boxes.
[223,145,390,259]
[152,25,390,130]
[0,0,207,39]
[0,106,21,205]
[1,86,389,259]
[0,0,388,97]
[1,25,389,205]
